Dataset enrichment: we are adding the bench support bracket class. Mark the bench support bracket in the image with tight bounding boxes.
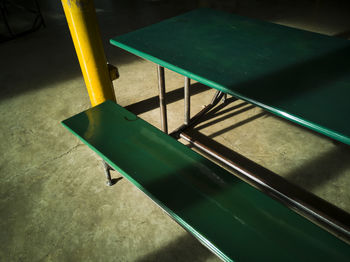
[103,161,113,186]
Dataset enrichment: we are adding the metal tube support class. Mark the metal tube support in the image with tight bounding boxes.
[184,77,191,125]
[179,132,350,241]
[170,91,225,139]
[157,65,168,133]
[61,0,116,106]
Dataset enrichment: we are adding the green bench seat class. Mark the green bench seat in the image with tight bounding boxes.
[62,101,350,262]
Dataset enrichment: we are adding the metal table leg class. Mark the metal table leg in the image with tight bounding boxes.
[184,76,191,125]
[157,65,168,133]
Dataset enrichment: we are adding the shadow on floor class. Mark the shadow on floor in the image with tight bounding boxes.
[285,144,350,191]
[207,112,266,138]
[111,177,123,185]
[0,0,197,102]
[0,24,138,102]
[195,104,257,132]
[136,233,216,262]
[125,82,211,115]
[188,99,350,193]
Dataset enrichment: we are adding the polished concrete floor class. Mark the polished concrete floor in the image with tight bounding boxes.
[1,0,350,261]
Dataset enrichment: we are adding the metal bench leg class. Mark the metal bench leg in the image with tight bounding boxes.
[157,65,168,133]
[184,76,191,125]
[103,161,113,186]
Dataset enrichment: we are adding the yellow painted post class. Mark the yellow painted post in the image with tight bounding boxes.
[61,0,116,106]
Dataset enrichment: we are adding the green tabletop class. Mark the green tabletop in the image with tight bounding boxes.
[110,8,350,145]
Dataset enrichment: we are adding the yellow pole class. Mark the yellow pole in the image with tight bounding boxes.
[61,0,116,106]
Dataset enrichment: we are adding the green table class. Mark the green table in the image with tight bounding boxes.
[62,8,350,261]
[110,8,350,145]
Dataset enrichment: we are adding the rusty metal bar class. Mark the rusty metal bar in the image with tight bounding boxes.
[179,131,350,243]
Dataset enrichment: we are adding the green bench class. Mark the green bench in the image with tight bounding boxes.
[62,101,350,261]
[62,8,350,261]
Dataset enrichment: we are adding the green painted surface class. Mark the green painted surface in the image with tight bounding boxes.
[62,101,350,262]
[110,8,350,145]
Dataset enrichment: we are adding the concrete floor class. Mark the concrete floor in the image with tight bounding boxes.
[1,0,350,261]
